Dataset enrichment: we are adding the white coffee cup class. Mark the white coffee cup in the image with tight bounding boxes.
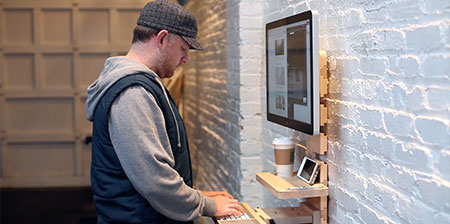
[272,137,295,177]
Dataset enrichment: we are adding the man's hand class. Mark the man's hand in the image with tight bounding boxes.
[211,195,245,217]
[201,190,246,217]
[201,191,234,199]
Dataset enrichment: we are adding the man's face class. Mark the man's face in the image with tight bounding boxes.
[158,34,189,78]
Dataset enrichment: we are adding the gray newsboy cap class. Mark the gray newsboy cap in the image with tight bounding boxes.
[137,0,202,50]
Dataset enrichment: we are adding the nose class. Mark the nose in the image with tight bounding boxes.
[181,52,189,64]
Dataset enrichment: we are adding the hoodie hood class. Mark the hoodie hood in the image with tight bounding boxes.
[86,56,157,121]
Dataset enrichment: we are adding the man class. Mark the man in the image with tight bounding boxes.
[85,0,244,223]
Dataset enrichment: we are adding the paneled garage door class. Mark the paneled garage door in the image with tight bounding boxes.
[0,0,147,187]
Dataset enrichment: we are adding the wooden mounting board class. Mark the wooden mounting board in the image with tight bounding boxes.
[256,205,314,224]
[256,173,328,199]
[319,50,329,98]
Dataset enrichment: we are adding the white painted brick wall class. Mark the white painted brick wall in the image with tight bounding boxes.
[184,0,449,223]
[261,0,450,223]
[184,0,242,195]
[185,0,266,205]
[237,0,265,205]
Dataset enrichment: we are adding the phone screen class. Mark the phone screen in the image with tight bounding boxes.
[300,159,316,181]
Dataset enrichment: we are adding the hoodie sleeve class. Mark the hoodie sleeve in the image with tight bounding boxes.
[108,86,216,220]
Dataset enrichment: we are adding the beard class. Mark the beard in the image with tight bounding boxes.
[157,45,178,79]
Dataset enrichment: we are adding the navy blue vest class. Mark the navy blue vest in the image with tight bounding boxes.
[91,73,193,224]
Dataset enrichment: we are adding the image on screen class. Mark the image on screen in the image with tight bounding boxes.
[300,159,316,181]
[275,39,284,55]
[275,66,285,85]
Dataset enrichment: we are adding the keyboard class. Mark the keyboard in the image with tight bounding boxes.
[214,202,319,224]
[217,213,250,221]
[213,203,265,224]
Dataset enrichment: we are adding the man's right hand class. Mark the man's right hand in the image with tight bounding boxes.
[211,195,245,217]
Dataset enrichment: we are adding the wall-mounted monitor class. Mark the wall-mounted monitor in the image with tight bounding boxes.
[266,10,320,135]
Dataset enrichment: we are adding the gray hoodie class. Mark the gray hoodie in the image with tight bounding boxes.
[86,56,216,220]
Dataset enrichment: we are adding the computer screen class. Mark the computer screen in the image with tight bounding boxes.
[266,10,319,135]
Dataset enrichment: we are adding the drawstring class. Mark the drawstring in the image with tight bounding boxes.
[154,78,182,148]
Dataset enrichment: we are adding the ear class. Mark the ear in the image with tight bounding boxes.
[156,30,169,48]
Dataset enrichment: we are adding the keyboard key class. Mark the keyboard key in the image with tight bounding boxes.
[218,213,250,221]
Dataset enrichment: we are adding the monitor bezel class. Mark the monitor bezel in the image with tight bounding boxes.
[265,10,319,135]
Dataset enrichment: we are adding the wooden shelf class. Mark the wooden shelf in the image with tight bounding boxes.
[256,172,328,199]
[255,203,320,224]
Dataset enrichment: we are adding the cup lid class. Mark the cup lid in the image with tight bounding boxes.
[272,136,294,146]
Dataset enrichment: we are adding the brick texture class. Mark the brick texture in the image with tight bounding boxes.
[184,0,450,223]
[183,0,236,194]
[263,0,450,223]
[184,0,266,205]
